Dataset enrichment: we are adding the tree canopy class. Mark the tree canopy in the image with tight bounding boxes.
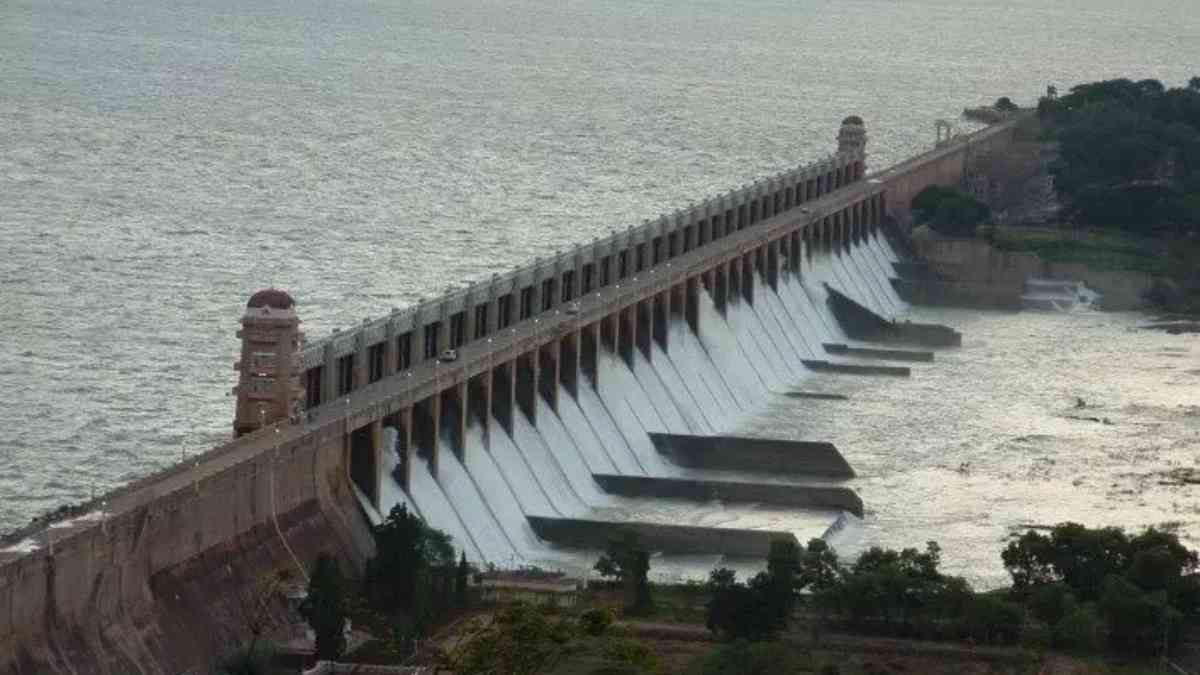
[300,554,347,661]
[364,503,460,632]
[910,185,992,236]
[1003,523,1200,655]
[1039,77,1200,234]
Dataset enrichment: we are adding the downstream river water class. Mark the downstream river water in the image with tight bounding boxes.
[2,0,1198,587]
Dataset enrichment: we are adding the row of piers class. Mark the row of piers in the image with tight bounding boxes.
[339,192,888,511]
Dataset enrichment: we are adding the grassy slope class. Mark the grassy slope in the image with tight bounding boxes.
[989,226,1166,275]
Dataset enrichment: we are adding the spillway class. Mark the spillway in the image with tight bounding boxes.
[357,235,910,579]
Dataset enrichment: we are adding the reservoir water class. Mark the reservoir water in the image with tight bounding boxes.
[2,0,1198,587]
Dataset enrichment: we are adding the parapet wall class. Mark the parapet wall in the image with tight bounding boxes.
[0,424,373,675]
[874,118,1024,225]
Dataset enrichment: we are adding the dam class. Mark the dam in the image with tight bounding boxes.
[0,115,1023,674]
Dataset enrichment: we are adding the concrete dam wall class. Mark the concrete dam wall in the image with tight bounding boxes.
[0,116,1022,674]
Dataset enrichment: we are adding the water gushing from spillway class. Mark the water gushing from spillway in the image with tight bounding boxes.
[356,235,908,580]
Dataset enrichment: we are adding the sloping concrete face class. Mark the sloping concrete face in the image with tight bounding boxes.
[824,285,961,347]
[526,516,796,557]
[3,501,363,675]
[593,474,863,517]
[0,431,374,675]
[648,433,855,478]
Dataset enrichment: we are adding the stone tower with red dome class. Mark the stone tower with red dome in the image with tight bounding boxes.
[232,289,305,437]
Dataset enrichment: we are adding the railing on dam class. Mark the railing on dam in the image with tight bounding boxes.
[292,147,870,410]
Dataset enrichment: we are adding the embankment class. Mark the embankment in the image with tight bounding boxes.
[906,235,1156,311]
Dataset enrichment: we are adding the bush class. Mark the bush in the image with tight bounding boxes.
[1028,583,1078,626]
[602,637,660,673]
[580,607,616,636]
[910,186,991,236]
[691,641,807,675]
[1053,605,1106,652]
[962,594,1024,645]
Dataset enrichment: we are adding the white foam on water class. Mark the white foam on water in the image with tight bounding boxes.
[406,453,486,562]
[648,335,720,434]
[696,293,771,401]
[462,424,548,556]
[511,408,591,515]
[777,272,834,351]
[575,380,651,475]
[854,238,903,313]
[437,434,520,562]
[531,398,614,506]
[369,427,421,523]
[555,390,623,475]
[838,248,889,316]
[630,348,693,434]
[369,237,908,576]
[486,421,561,516]
[664,317,747,424]
[594,352,675,473]
[751,280,813,375]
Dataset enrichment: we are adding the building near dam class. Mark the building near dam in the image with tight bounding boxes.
[0,115,1023,674]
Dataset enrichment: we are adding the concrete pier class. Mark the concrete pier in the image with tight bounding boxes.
[785,392,849,401]
[802,359,911,376]
[823,342,934,362]
[824,284,962,347]
[648,433,855,478]
[526,516,796,557]
[593,474,863,517]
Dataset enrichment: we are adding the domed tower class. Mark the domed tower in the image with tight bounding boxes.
[232,289,305,437]
[837,115,867,156]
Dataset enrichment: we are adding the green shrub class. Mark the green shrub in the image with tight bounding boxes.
[1028,583,1078,626]
[580,607,616,636]
[602,637,660,673]
[963,594,1024,645]
[691,641,807,675]
[1053,605,1106,652]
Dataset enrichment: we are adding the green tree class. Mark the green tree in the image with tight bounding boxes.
[910,186,991,236]
[441,603,576,675]
[455,552,470,607]
[1027,582,1077,626]
[1100,575,1180,656]
[995,96,1019,112]
[798,538,842,592]
[704,567,792,641]
[962,594,1024,645]
[1053,604,1106,652]
[365,504,455,624]
[300,554,347,661]
[595,532,653,614]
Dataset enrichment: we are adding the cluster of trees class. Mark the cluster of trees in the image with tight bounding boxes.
[910,185,992,237]
[442,603,660,675]
[702,524,1200,658]
[1003,523,1200,655]
[1039,77,1200,234]
[300,504,471,662]
[706,539,838,641]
